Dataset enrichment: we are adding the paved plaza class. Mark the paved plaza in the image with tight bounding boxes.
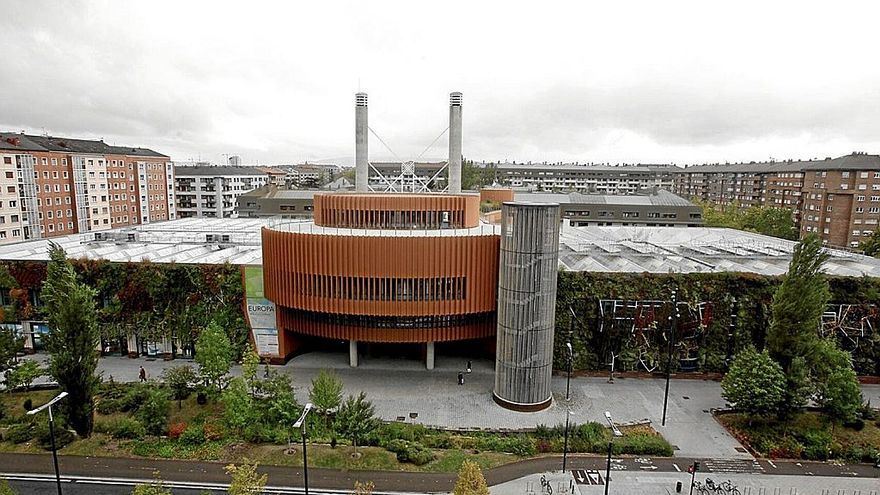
[17,351,880,462]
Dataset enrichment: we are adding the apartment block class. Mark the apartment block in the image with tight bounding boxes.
[486,163,675,194]
[0,132,174,244]
[173,165,270,218]
[671,153,880,248]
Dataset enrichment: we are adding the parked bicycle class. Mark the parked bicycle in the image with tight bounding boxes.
[693,478,740,495]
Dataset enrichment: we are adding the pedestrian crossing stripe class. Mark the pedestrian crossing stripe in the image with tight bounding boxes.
[571,469,604,485]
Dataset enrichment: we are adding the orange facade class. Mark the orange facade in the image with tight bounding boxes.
[313,193,480,229]
[262,228,499,318]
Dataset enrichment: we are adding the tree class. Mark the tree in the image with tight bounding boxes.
[241,342,260,397]
[162,365,197,409]
[720,348,785,421]
[822,366,863,423]
[221,377,257,435]
[136,387,170,436]
[859,228,880,257]
[309,369,343,414]
[334,392,378,455]
[4,360,44,391]
[225,460,267,495]
[453,460,490,495]
[42,243,102,437]
[352,481,375,495]
[0,326,22,375]
[265,373,301,452]
[131,472,172,495]
[766,234,830,414]
[195,320,233,393]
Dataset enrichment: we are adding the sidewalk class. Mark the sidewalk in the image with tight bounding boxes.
[491,471,880,495]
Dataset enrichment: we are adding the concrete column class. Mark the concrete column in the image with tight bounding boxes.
[355,93,369,192]
[493,202,561,411]
[161,335,173,360]
[126,332,139,358]
[448,92,463,194]
[349,339,359,367]
[426,341,435,370]
[21,322,35,354]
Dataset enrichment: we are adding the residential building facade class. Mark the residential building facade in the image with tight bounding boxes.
[0,132,174,244]
[670,153,880,248]
[173,165,270,218]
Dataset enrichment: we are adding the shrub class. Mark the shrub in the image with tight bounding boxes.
[136,388,170,436]
[107,418,146,440]
[179,424,206,446]
[534,424,554,440]
[95,398,124,415]
[386,439,434,466]
[243,423,275,443]
[571,422,610,452]
[613,434,674,457]
[507,435,537,456]
[203,421,225,441]
[122,384,154,412]
[34,421,76,450]
[22,398,32,412]
[799,430,831,460]
[536,438,553,453]
[6,423,33,443]
[168,422,187,440]
[842,419,865,431]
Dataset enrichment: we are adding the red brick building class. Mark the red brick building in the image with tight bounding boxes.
[0,132,175,244]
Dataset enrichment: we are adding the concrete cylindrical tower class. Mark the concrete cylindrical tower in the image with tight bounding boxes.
[355,92,369,192]
[493,202,561,411]
[448,92,463,194]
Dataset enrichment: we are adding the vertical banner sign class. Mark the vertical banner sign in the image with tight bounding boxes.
[244,265,279,357]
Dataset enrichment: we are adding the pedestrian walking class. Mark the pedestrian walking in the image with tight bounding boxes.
[458,371,464,385]
[466,360,472,373]
[138,366,146,382]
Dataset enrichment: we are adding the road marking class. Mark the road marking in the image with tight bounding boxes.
[0,473,421,495]
[673,463,681,472]
[767,460,777,469]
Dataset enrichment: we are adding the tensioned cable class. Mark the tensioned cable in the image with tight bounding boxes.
[416,126,449,160]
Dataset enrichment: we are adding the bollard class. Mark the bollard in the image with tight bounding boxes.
[676,481,683,493]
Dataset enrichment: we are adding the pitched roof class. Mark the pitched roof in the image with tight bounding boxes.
[0,132,167,157]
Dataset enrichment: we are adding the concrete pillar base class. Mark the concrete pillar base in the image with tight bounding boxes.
[349,340,358,367]
[426,342,435,370]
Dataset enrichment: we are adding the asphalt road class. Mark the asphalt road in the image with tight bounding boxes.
[0,452,876,495]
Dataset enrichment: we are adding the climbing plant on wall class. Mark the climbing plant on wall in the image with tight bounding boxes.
[0,259,249,358]
[555,271,880,376]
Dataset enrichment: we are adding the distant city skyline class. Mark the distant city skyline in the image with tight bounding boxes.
[2,0,879,166]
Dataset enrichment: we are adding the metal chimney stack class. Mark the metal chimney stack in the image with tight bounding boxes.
[355,92,369,192]
[448,92,463,194]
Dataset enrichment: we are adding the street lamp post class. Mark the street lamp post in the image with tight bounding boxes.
[562,341,574,472]
[293,403,314,495]
[603,411,623,495]
[27,391,68,495]
[661,289,679,427]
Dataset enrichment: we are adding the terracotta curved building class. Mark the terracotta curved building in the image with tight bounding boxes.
[256,92,558,410]
[262,192,500,367]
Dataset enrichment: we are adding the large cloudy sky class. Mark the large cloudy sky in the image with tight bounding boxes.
[2,0,879,166]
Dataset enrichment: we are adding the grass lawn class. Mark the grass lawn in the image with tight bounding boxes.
[718,411,880,462]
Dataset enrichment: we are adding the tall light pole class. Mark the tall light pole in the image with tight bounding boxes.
[661,289,679,427]
[27,391,68,495]
[603,411,623,495]
[562,341,574,473]
[293,403,314,495]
